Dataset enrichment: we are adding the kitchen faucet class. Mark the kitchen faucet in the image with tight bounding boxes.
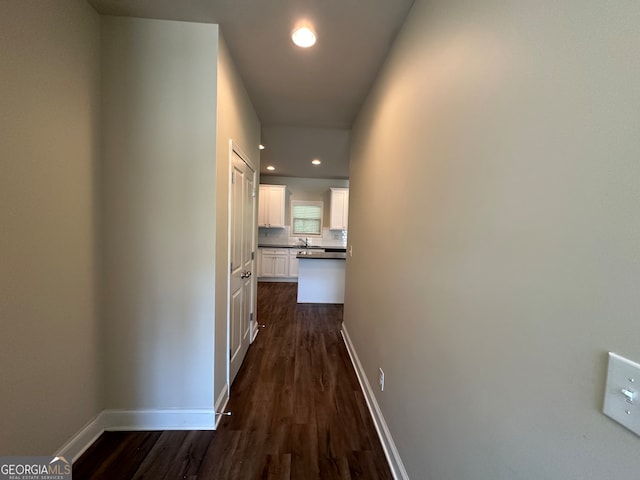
[298,237,309,248]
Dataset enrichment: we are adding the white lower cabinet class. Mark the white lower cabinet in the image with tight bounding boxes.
[289,250,300,278]
[258,248,289,278]
[259,247,332,280]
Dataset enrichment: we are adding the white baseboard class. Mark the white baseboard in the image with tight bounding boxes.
[341,325,409,480]
[58,408,217,464]
[214,384,230,428]
[56,411,107,462]
[102,408,217,431]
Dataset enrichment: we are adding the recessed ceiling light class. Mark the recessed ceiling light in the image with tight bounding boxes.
[259,144,265,150]
[266,165,275,171]
[292,26,316,48]
[311,159,321,165]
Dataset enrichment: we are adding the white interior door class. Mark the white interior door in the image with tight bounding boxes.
[229,150,255,385]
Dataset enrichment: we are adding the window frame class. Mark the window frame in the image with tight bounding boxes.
[290,200,324,237]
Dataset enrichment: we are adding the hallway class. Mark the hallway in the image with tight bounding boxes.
[73,283,392,479]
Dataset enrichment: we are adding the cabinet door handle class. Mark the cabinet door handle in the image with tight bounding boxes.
[241,271,252,279]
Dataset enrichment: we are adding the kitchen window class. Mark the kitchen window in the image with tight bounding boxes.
[291,201,323,236]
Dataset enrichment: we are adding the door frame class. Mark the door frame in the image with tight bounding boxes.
[226,140,258,391]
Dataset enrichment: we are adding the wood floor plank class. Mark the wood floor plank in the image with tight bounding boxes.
[197,429,242,480]
[72,431,162,480]
[73,282,393,480]
[129,431,184,480]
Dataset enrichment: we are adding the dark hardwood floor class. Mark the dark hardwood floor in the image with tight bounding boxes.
[73,282,392,479]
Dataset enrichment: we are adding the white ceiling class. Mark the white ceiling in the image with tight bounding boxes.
[88,0,415,178]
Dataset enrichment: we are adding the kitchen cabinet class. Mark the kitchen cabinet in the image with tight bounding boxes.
[297,256,346,304]
[258,248,289,277]
[289,249,301,277]
[258,184,286,228]
[329,188,349,230]
[289,248,325,279]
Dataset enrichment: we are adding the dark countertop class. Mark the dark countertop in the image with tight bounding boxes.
[259,244,346,252]
[296,251,347,260]
[259,244,323,249]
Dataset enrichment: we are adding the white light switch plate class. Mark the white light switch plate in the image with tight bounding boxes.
[603,352,640,437]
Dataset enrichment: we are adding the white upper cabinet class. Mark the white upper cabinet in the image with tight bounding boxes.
[329,188,349,230]
[258,184,286,228]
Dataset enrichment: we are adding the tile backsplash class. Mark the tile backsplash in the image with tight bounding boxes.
[258,226,347,247]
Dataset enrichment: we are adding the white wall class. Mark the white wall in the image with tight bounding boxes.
[214,34,261,404]
[101,16,218,410]
[0,0,102,454]
[346,0,640,478]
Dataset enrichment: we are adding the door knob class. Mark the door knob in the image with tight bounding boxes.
[241,271,252,279]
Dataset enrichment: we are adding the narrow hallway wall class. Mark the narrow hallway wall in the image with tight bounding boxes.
[101,16,218,410]
[346,0,640,477]
[0,0,102,455]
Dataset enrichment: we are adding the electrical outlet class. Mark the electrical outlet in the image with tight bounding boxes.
[379,368,385,391]
[349,245,353,257]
